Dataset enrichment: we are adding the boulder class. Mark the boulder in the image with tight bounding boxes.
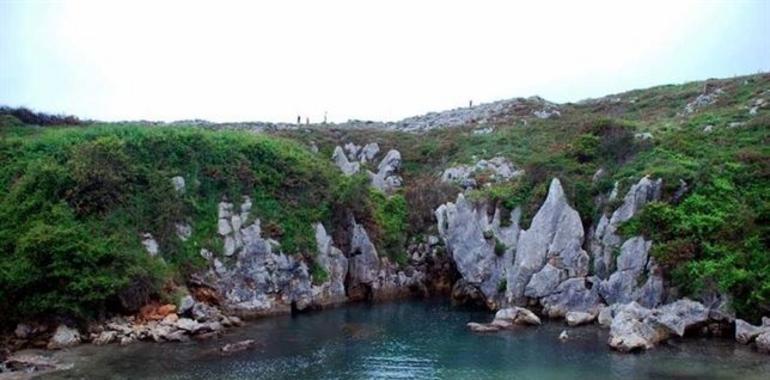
[369,149,403,193]
[358,143,380,163]
[735,319,768,344]
[171,176,186,193]
[176,318,204,334]
[540,277,602,318]
[649,299,709,337]
[756,332,770,354]
[221,339,257,354]
[175,223,192,241]
[467,322,501,332]
[608,300,710,352]
[14,323,32,339]
[47,325,81,349]
[597,305,615,328]
[524,263,565,299]
[92,330,118,345]
[332,146,360,175]
[494,306,542,326]
[566,311,596,326]
[178,295,196,316]
[141,233,160,257]
[440,157,523,189]
[607,303,662,352]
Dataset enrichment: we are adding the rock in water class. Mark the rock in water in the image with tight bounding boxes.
[221,339,257,354]
[566,311,596,326]
[47,325,81,349]
[735,319,769,344]
[467,322,500,332]
[756,332,770,354]
[559,330,569,341]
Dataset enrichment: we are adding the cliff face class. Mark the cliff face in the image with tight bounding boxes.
[437,176,665,315]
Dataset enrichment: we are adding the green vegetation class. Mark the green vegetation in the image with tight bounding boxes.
[1,73,768,325]
[0,125,346,325]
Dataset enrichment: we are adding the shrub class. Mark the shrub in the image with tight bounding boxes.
[494,238,506,256]
[66,136,134,215]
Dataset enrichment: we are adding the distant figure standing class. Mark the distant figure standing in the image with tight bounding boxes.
[297,115,301,125]
[469,100,473,108]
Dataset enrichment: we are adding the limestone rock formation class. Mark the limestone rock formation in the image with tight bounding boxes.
[540,277,602,318]
[598,237,663,308]
[607,299,711,352]
[435,193,520,308]
[590,176,662,279]
[467,306,541,332]
[507,178,588,302]
[369,149,403,193]
[332,146,360,176]
[441,157,524,189]
[312,223,348,306]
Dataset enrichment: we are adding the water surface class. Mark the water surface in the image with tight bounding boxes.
[39,300,769,379]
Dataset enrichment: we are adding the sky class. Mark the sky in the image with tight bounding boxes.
[0,0,768,123]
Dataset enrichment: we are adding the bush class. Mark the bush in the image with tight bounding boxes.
[620,174,770,320]
[0,125,345,326]
[66,136,134,215]
[494,238,506,256]
[370,190,408,265]
[0,106,81,126]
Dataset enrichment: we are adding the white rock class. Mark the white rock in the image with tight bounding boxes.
[217,219,232,236]
[48,325,81,349]
[141,233,159,257]
[171,176,186,193]
[175,223,192,241]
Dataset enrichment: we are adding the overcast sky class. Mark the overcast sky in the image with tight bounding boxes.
[1,0,768,123]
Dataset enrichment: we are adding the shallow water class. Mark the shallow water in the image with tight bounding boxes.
[38,300,769,380]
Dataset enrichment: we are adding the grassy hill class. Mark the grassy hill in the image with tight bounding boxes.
[1,73,768,324]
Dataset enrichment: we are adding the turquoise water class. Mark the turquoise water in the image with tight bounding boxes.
[40,300,770,379]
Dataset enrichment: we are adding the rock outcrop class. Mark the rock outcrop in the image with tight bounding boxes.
[331,143,403,193]
[346,218,425,301]
[369,149,403,193]
[598,237,663,308]
[441,157,524,189]
[590,176,662,279]
[507,178,588,303]
[607,299,711,352]
[467,306,541,332]
[735,318,770,354]
[312,223,348,306]
[435,193,520,308]
[393,96,561,132]
[332,146,360,176]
